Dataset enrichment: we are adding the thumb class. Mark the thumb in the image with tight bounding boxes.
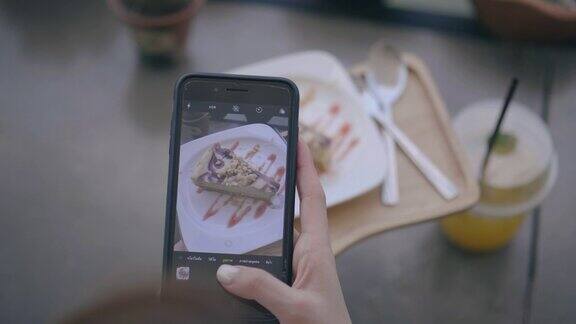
[216,265,297,316]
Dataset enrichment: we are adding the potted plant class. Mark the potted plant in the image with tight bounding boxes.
[108,0,205,66]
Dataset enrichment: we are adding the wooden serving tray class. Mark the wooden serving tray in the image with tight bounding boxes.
[297,53,480,255]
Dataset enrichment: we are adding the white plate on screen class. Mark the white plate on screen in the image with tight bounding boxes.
[231,51,387,213]
[177,123,287,254]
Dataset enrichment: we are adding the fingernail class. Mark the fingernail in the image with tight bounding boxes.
[217,264,239,285]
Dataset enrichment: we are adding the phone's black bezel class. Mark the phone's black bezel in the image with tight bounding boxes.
[161,73,299,311]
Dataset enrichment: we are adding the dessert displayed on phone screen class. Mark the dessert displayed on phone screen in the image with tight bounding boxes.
[173,100,290,260]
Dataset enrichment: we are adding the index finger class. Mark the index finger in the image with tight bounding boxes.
[296,139,329,239]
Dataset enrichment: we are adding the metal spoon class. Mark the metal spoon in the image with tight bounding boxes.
[366,41,407,206]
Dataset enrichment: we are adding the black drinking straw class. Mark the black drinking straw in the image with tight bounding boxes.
[480,77,519,180]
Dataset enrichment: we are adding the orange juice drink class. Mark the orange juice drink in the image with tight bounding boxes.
[441,100,556,253]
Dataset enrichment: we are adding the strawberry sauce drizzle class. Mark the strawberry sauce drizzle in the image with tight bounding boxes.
[310,103,341,133]
[274,166,286,180]
[254,202,268,219]
[264,154,277,173]
[228,204,252,228]
[329,103,341,115]
[229,141,240,151]
[203,194,234,220]
[330,122,352,153]
[336,137,360,161]
[244,144,260,160]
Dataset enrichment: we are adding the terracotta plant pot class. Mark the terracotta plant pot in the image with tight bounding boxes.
[108,0,205,65]
[474,0,576,42]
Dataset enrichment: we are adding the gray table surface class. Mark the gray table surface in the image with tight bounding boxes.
[1,1,574,323]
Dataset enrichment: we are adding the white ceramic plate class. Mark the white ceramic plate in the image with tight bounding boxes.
[177,124,287,254]
[231,51,387,212]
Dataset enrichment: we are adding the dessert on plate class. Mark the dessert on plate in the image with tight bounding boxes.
[300,123,332,172]
[192,143,280,201]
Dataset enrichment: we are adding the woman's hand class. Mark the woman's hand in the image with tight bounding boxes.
[216,139,351,324]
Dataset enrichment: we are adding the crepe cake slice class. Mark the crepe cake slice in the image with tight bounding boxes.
[192,143,280,201]
[300,123,332,173]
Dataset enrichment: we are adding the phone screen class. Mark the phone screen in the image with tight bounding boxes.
[164,76,297,320]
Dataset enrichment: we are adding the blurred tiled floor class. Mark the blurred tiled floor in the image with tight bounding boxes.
[0,1,574,323]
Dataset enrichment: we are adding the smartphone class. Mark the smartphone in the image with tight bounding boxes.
[162,73,299,321]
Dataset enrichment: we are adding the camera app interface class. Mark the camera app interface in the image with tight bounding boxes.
[171,84,291,289]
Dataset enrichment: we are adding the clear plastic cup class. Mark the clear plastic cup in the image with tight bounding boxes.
[441,100,557,252]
